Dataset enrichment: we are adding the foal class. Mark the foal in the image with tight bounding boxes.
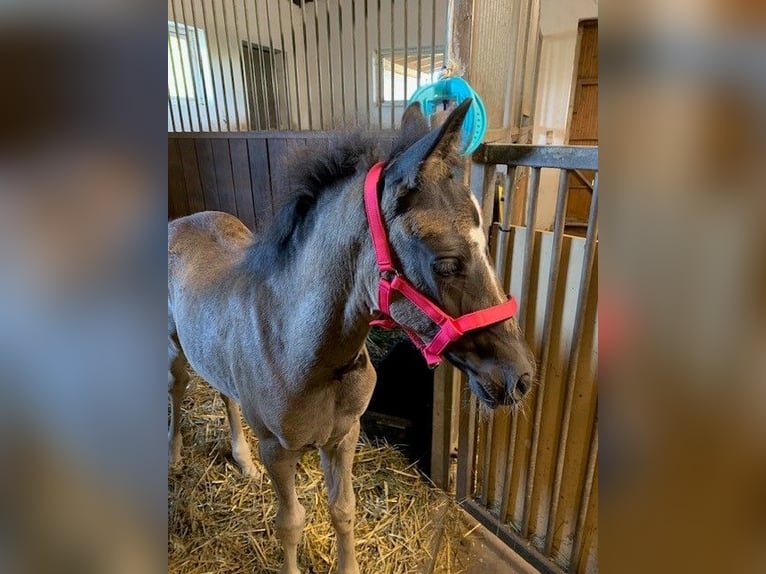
[168,101,535,574]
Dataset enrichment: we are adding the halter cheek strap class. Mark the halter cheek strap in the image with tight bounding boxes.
[363,161,519,367]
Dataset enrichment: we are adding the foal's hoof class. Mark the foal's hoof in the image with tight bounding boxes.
[241,462,263,481]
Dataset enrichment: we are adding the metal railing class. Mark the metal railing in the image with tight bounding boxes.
[167,0,447,132]
[458,144,598,573]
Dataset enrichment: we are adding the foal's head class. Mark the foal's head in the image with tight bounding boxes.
[378,101,536,409]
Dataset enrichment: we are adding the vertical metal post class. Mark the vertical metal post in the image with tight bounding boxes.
[544,174,598,555]
[351,0,359,124]
[168,93,177,132]
[190,0,215,131]
[234,0,258,131]
[196,0,223,131]
[210,1,233,130]
[313,0,325,128]
[167,26,182,131]
[416,0,423,89]
[403,0,408,104]
[230,0,255,131]
[178,0,203,131]
[289,0,303,129]
[570,410,598,573]
[301,1,313,129]
[247,0,272,130]
[264,0,283,128]
[337,0,347,127]
[364,0,371,127]
[325,0,336,127]
[430,0,437,80]
[376,0,383,128]
[276,0,294,129]
[220,0,243,131]
[169,1,193,131]
[389,0,395,128]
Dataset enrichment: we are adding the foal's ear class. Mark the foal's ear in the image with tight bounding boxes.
[390,102,430,157]
[385,98,471,190]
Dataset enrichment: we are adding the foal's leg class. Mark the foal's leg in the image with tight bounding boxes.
[320,421,361,574]
[168,340,188,467]
[259,438,306,574]
[220,393,260,479]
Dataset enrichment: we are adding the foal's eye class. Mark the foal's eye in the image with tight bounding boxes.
[433,257,462,277]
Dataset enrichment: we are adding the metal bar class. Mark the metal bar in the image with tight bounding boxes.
[264,0,282,128]
[475,144,599,171]
[390,0,395,129]
[168,93,177,132]
[430,0,437,81]
[189,0,215,131]
[337,0,347,127]
[247,0,271,130]
[521,169,570,539]
[325,0,336,128]
[479,411,494,507]
[210,1,232,131]
[196,0,223,131]
[456,380,477,502]
[230,0,253,131]
[351,0,359,125]
[572,168,594,191]
[276,0,293,129]
[220,0,242,131]
[301,1,313,129]
[461,499,566,574]
[544,174,598,555]
[519,167,541,330]
[376,0,383,128]
[169,1,193,131]
[167,30,182,132]
[177,0,203,131]
[240,0,261,130]
[403,0,408,105]
[364,0,371,127]
[416,0,423,89]
[570,409,598,573]
[494,167,516,281]
[290,0,304,129]
[313,0,325,129]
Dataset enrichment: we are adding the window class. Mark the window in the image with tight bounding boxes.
[168,21,210,104]
[374,48,445,105]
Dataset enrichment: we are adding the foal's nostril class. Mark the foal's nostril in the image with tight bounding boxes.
[516,374,530,395]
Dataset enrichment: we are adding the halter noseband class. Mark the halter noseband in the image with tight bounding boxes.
[363,161,519,367]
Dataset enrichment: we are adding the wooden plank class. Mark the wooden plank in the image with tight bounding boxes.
[176,138,205,214]
[456,379,477,502]
[195,138,221,212]
[168,138,188,220]
[267,138,290,215]
[229,139,256,230]
[475,145,598,171]
[247,137,273,231]
[211,138,237,216]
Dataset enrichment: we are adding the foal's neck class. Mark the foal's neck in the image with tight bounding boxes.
[277,173,378,371]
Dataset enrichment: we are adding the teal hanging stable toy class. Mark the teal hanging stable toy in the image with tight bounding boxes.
[407,75,487,155]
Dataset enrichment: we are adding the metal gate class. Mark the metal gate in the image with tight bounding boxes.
[434,144,598,573]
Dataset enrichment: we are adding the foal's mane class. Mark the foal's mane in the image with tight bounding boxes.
[243,132,383,273]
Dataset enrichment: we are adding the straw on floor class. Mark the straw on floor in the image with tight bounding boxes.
[168,372,472,574]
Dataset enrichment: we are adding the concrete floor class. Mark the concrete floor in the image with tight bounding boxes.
[434,508,541,574]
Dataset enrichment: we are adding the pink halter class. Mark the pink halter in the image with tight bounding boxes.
[363,161,519,366]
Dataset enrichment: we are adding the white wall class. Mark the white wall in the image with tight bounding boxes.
[531,0,597,229]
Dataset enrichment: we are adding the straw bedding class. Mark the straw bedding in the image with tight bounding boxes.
[168,371,472,574]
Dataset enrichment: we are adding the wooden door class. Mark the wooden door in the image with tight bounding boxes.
[566,19,598,230]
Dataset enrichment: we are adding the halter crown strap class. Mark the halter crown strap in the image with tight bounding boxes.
[363,162,395,273]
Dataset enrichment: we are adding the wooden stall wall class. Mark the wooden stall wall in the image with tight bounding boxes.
[168,132,395,229]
